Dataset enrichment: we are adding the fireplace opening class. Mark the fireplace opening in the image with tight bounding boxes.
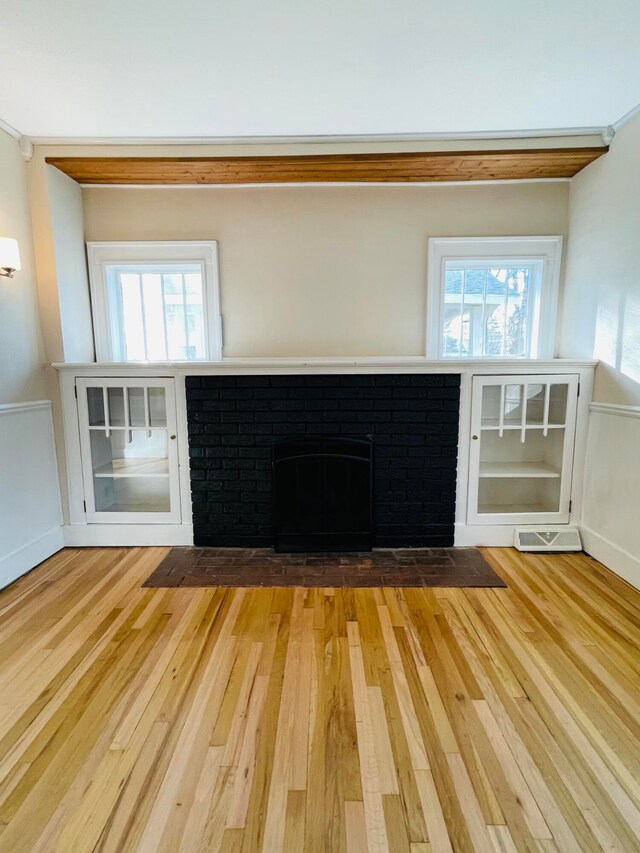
[272,436,374,552]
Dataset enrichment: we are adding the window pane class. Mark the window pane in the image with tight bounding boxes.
[163,273,182,296]
[442,262,534,358]
[120,274,146,360]
[108,264,207,362]
[148,387,167,426]
[525,384,545,424]
[548,384,568,424]
[185,272,201,297]
[141,274,167,360]
[163,272,206,360]
[481,385,501,426]
[164,273,187,359]
[503,384,524,423]
[87,387,105,426]
[128,387,147,427]
[442,268,465,356]
[184,273,205,359]
[484,269,507,356]
[504,268,530,357]
[107,387,126,426]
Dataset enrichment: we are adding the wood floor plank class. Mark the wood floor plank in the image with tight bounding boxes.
[348,621,390,851]
[345,799,368,853]
[0,546,638,851]
[448,595,582,843]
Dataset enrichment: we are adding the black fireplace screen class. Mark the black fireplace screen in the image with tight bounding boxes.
[272,436,374,552]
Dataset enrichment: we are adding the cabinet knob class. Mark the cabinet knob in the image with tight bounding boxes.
[472,435,479,440]
[170,434,176,440]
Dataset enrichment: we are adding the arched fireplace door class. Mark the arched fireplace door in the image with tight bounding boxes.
[272,436,374,553]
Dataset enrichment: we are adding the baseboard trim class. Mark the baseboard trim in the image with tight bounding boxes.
[454,523,516,547]
[0,526,65,590]
[580,525,640,590]
[63,524,194,547]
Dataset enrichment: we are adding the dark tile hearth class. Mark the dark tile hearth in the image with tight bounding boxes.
[143,546,506,588]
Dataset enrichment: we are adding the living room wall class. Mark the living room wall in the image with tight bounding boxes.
[0,128,62,587]
[82,181,569,358]
[559,110,640,405]
[559,111,640,588]
[0,128,46,403]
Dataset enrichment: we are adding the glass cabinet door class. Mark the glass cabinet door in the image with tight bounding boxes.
[77,378,181,523]
[468,374,579,524]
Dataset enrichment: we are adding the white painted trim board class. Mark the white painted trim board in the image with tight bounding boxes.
[0,400,54,415]
[63,524,193,547]
[589,401,640,420]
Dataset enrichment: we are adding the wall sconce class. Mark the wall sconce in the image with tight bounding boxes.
[0,237,21,278]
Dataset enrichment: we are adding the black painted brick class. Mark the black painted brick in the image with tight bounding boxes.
[187,374,460,547]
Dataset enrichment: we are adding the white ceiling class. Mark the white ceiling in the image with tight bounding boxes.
[1,0,639,139]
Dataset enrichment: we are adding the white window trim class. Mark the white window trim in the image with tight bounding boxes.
[87,241,222,362]
[426,236,563,360]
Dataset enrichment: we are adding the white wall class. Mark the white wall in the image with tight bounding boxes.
[24,152,95,526]
[560,112,640,586]
[26,153,94,365]
[48,166,94,362]
[0,129,62,582]
[559,112,640,405]
[83,181,569,358]
[0,128,47,402]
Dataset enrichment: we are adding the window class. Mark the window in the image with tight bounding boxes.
[426,237,562,359]
[87,242,222,362]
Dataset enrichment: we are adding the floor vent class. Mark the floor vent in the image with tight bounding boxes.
[514,527,582,552]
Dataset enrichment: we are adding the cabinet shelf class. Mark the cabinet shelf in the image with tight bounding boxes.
[480,422,566,430]
[93,458,169,478]
[88,425,167,431]
[477,501,554,515]
[479,462,561,479]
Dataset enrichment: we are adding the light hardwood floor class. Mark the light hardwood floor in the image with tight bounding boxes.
[0,547,638,852]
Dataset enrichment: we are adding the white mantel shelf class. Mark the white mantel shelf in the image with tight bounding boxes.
[53,357,598,376]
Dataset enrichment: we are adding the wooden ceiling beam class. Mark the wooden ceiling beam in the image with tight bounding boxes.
[46,147,606,185]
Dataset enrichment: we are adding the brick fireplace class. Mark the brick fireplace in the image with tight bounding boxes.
[186,373,460,548]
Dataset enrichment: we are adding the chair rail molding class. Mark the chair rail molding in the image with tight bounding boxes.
[0,399,55,415]
[589,401,640,419]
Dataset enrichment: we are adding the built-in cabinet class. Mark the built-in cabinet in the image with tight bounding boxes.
[467,374,579,525]
[76,378,181,523]
[57,361,594,547]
